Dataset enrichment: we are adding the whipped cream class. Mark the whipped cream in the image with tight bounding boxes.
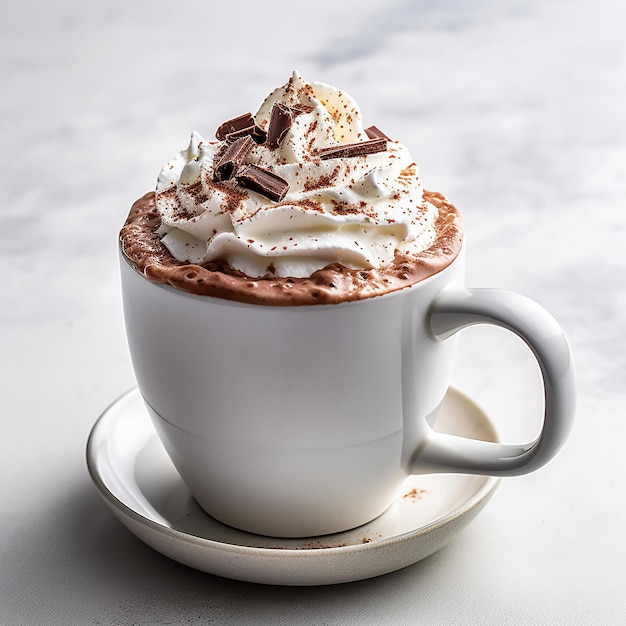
[155,72,438,279]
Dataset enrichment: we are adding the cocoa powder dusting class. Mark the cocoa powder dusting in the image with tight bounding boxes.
[120,191,462,306]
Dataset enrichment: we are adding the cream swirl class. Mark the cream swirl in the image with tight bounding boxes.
[155,72,438,279]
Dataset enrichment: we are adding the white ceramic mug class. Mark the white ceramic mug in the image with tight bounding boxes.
[120,245,575,537]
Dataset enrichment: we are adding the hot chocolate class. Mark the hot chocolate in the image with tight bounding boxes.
[117,74,575,540]
[120,72,462,306]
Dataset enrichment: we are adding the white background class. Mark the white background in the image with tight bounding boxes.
[2,0,625,623]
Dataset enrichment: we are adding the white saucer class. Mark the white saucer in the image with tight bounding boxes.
[86,387,499,586]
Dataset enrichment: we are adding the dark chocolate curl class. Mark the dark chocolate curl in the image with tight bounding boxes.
[236,165,289,202]
[267,103,300,148]
[214,136,254,181]
[215,112,255,141]
[250,125,268,144]
[318,138,387,160]
[225,124,268,145]
[364,125,391,141]
[225,125,255,143]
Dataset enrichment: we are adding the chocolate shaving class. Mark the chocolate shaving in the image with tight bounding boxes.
[236,164,289,201]
[213,135,254,181]
[267,103,303,148]
[215,112,255,141]
[250,125,267,144]
[318,138,387,160]
[225,125,255,142]
[225,124,268,145]
[364,125,391,141]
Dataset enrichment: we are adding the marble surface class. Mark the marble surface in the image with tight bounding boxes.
[2,0,625,623]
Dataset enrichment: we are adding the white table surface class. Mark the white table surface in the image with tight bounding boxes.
[2,0,625,623]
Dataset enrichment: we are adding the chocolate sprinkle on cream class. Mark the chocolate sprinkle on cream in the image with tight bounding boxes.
[215,112,255,141]
[318,138,387,160]
[236,164,289,201]
[213,135,254,181]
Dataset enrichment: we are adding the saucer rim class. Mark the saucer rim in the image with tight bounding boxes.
[86,386,500,559]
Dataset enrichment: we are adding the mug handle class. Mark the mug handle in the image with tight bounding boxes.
[414,286,576,477]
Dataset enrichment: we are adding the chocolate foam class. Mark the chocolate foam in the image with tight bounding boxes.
[120,191,463,306]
